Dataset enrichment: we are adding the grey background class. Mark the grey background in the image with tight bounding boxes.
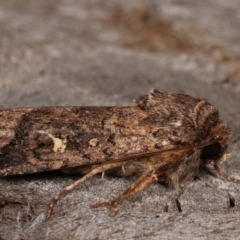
[0,0,240,239]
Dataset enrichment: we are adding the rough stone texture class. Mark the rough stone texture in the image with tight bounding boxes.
[0,1,240,239]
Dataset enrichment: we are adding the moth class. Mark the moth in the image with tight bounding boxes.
[0,89,239,218]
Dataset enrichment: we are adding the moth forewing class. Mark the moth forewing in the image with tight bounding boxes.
[0,105,182,176]
[0,89,239,218]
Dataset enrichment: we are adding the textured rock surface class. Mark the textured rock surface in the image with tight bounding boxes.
[0,1,240,239]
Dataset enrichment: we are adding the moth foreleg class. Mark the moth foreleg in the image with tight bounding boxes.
[91,171,158,217]
[47,162,126,218]
[214,164,240,183]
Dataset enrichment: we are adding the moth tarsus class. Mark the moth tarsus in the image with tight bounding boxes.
[0,89,239,218]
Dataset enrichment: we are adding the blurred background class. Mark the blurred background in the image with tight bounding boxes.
[0,0,239,109]
[1,1,240,239]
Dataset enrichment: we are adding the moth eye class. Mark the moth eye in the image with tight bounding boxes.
[200,143,222,161]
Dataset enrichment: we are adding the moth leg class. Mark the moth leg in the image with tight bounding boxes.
[214,164,240,183]
[47,162,125,218]
[91,172,158,217]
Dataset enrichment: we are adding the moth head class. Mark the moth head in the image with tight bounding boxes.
[200,121,232,166]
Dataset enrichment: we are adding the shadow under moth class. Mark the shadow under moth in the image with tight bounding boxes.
[0,89,239,218]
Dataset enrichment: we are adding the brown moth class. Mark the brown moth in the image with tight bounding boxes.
[0,89,239,218]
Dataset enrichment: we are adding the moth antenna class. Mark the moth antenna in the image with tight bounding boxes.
[91,171,158,217]
[47,162,126,218]
[214,165,240,183]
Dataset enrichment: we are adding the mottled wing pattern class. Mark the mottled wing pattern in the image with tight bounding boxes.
[0,90,220,176]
